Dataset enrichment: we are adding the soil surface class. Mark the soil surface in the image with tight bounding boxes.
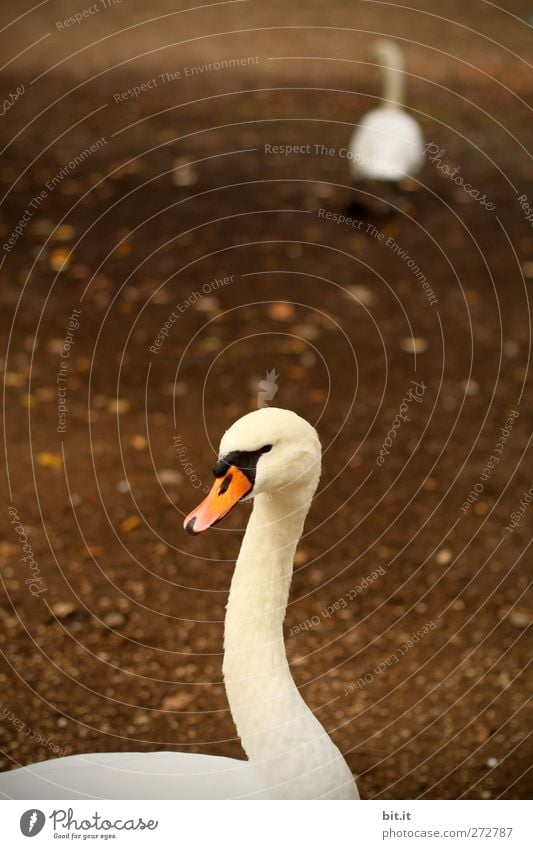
[0,0,531,800]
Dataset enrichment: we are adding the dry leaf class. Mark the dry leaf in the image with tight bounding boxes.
[267,303,295,321]
[4,372,25,387]
[107,398,130,414]
[52,224,76,241]
[20,394,37,408]
[120,515,142,534]
[37,451,62,469]
[75,356,91,372]
[49,248,71,272]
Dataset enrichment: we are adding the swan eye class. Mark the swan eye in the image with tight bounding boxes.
[260,444,273,453]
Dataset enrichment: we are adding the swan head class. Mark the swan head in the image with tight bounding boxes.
[373,39,404,70]
[183,407,321,534]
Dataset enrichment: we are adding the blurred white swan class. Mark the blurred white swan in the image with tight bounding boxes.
[0,408,358,800]
[348,39,425,183]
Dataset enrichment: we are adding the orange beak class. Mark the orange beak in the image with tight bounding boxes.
[183,466,252,534]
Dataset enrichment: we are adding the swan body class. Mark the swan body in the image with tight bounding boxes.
[348,40,424,182]
[0,408,359,800]
[0,753,269,800]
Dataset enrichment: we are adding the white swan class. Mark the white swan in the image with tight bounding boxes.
[0,408,359,800]
[348,39,425,182]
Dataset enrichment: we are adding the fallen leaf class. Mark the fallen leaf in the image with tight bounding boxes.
[120,515,142,534]
[107,398,130,414]
[51,224,76,241]
[20,394,37,408]
[49,248,71,272]
[75,356,91,372]
[37,451,62,469]
[4,372,25,387]
[115,241,132,257]
[82,544,104,560]
[267,303,295,321]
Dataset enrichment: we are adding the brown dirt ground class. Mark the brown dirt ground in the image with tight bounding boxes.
[0,0,531,799]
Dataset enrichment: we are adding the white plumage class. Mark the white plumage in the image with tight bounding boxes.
[348,40,425,182]
[0,409,359,800]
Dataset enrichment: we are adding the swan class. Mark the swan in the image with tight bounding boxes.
[0,408,359,800]
[348,39,425,183]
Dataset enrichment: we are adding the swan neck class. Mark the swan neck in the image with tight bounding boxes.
[221,481,357,798]
[380,49,405,108]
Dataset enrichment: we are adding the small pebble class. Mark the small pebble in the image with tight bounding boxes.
[158,469,183,485]
[103,612,125,628]
[508,610,531,628]
[194,295,219,313]
[343,285,375,307]
[51,602,76,619]
[461,379,479,396]
[173,157,198,186]
[435,548,453,566]
[161,693,193,711]
[401,337,428,354]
